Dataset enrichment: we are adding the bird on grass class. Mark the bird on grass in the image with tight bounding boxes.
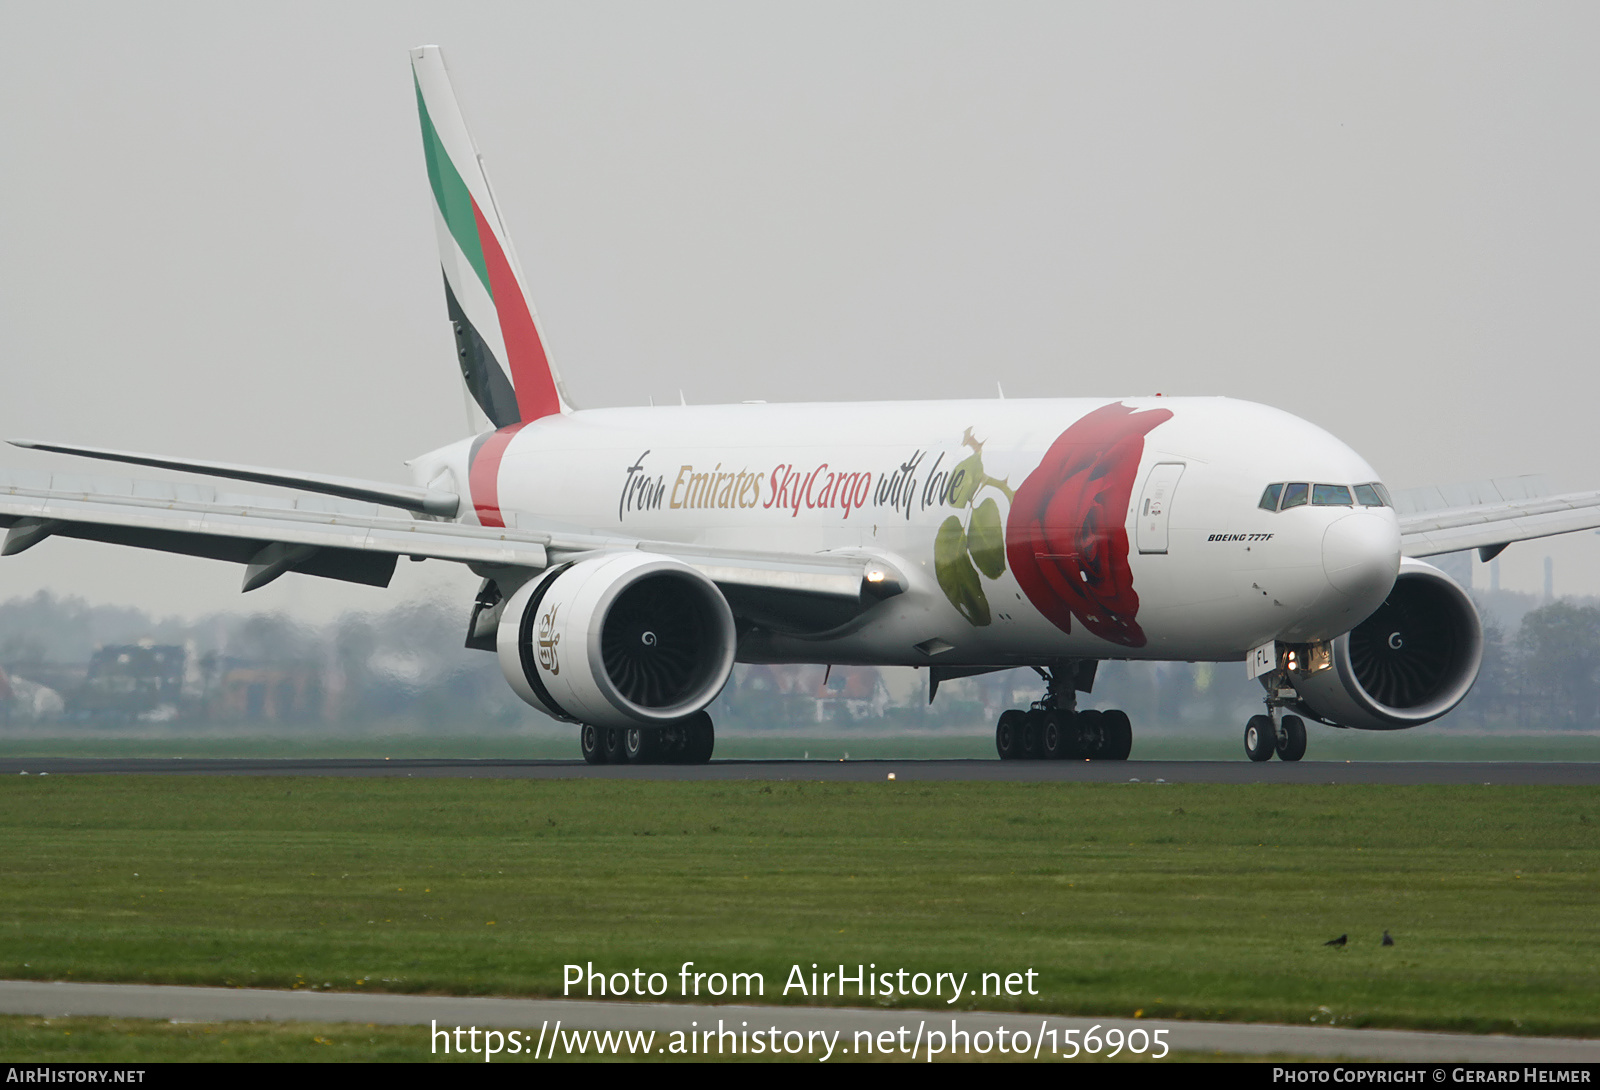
[1324,934,1347,947]
[1382,931,1394,946]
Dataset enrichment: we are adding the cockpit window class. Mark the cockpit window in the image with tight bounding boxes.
[1261,480,1392,513]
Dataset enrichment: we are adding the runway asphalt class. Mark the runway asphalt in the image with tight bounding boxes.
[2,980,1597,1062]
[3,758,1599,784]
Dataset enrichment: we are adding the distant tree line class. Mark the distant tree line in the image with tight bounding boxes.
[0,589,1596,732]
[1458,600,1600,729]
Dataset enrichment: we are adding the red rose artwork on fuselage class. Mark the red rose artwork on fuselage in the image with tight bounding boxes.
[1005,402,1174,647]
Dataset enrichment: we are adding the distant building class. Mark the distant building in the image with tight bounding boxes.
[727,663,896,724]
[73,642,187,719]
[209,665,328,722]
[812,667,891,721]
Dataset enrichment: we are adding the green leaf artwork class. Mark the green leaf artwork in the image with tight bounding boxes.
[967,497,1006,579]
[932,429,1016,626]
[935,515,991,626]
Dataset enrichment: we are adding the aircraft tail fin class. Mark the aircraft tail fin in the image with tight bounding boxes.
[410,45,572,430]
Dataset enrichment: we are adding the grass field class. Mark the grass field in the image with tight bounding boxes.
[1,775,1597,1050]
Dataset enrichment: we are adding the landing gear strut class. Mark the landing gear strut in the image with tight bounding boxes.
[995,664,1132,761]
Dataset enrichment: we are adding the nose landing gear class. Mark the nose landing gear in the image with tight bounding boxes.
[1244,687,1308,762]
[995,664,1132,761]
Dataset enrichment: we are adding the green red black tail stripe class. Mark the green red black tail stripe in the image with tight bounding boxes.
[414,51,566,430]
[470,199,562,422]
[445,274,520,429]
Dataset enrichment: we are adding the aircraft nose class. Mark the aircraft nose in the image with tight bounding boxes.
[1322,510,1401,603]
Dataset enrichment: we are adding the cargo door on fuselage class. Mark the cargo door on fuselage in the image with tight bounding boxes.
[1136,462,1185,554]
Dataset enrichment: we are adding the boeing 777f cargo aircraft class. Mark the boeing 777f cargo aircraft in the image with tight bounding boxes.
[5,47,1600,764]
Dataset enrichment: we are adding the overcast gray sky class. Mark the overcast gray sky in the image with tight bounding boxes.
[3,2,1599,620]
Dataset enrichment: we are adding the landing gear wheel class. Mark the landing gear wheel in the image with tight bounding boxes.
[601,725,629,764]
[659,717,691,761]
[1244,715,1276,762]
[1101,709,1133,761]
[626,727,665,764]
[1276,715,1307,762]
[1041,709,1075,760]
[1019,710,1045,760]
[580,724,608,765]
[680,711,715,764]
[996,710,1025,760]
[1076,709,1108,759]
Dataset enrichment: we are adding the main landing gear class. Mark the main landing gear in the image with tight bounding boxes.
[580,711,715,765]
[995,666,1133,761]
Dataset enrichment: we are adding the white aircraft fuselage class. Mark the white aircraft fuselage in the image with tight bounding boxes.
[413,395,1401,668]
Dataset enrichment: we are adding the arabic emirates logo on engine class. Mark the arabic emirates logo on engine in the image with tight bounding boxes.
[536,604,562,674]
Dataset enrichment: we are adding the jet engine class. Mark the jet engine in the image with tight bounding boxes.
[496,552,737,729]
[1289,558,1483,731]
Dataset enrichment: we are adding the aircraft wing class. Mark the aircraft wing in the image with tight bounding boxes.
[1399,489,1600,560]
[8,439,461,517]
[0,469,901,629]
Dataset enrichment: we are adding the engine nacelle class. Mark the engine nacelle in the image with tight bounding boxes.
[1290,558,1483,731]
[497,553,737,729]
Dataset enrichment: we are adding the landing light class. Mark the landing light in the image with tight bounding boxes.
[1282,643,1333,675]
